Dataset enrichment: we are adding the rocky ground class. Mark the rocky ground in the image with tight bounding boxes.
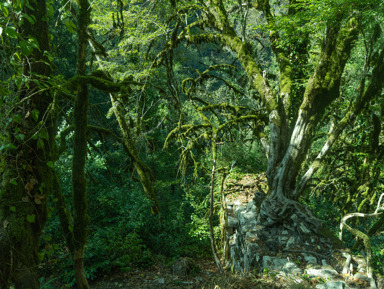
[87,257,325,289]
[44,255,383,289]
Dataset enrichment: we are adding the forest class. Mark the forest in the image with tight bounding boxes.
[1,0,384,288]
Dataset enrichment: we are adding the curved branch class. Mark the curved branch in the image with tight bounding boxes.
[294,47,384,198]
[339,194,384,289]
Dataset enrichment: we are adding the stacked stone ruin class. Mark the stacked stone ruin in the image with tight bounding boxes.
[224,174,383,289]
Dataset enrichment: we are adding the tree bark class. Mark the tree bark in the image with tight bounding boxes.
[86,36,161,216]
[71,0,91,288]
[109,93,161,215]
[180,0,361,239]
[208,139,224,273]
[0,0,57,287]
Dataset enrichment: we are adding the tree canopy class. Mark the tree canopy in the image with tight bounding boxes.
[1,0,384,288]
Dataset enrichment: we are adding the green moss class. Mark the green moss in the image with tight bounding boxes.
[317,223,344,249]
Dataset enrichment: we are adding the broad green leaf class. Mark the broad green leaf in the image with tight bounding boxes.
[37,138,44,149]
[2,7,9,17]
[26,214,36,223]
[38,252,45,261]
[9,206,16,212]
[28,37,40,50]
[31,109,39,121]
[46,161,54,168]
[39,128,49,140]
[25,2,35,10]
[4,27,17,39]
[16,134,25,141]
[46,3,54,17]
[23,14,35,24]
[64,20,76,34]
[13,114,22,124]
[19,40,33,56]
[7,143,17,150]
[10,179,17,186]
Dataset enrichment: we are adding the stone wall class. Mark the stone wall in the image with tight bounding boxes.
[223,174,381,289]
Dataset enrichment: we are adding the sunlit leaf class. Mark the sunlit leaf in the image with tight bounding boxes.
[64,20,76,34]
[4,27,17,39]
[19,40,34,56]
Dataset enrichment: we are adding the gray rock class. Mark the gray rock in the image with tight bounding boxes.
[172,257,196,276]
[305,267,339,279]
[353,272,369,281]
[300,223,311,234]
[246,201,255,211]
[237,209,257,232]
[228,216,239,228]
[291,214,299,223]
[263,256,290,271]
[246,241,260,253]
[238,210,256,225]
[154,278,165,284]
[282,261,303,276]
[285,237,297,249]
[253,191,265,205]
[279,235,289,243]
[377,278,384,289]
[302,253,317,264]
[315,281,346,289]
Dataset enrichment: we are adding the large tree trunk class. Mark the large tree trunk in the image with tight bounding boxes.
[260,15,359,231]
[0,0,57,287]
[193,2,359,253]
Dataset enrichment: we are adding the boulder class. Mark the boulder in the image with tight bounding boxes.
[315,281,347,289]
[172,257,196,276]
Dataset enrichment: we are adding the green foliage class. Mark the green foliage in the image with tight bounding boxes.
[2,0,384,286]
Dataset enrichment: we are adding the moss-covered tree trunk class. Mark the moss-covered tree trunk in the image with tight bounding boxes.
[0,0,57,287]
[208,137,224,273]
[85,37,161,216]
[177,0,384,242]
[71,0,91,288]
[259,14,360,229]
[109,94,161,215]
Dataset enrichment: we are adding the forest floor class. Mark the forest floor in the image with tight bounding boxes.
[86,257,317,289]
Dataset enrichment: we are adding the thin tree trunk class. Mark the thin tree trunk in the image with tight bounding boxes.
[110,93,161,215]
[209,140,224,273]
[71,0,91,287]
[86,37,161,216]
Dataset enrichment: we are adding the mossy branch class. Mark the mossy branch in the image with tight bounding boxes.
[164,123,211,149]
[340,195,384,289]
[295,46,384,198]
[68,70,140,95]
[198,103,246,115]
[58,125,74,156]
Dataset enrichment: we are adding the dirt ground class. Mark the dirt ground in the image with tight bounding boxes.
[86,258,311,289]
[90,258,218,289]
